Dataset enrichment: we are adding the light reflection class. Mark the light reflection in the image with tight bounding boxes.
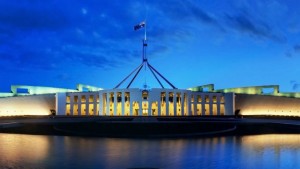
[241,134,300,149]
[0,134,50,163]
[240,134,300,169]
[0,134,300,169]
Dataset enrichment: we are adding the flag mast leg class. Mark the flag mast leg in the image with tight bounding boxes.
[114,21,177,89]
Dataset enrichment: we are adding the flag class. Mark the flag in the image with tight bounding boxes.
[134,21,145,30]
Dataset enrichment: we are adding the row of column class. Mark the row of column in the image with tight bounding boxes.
[66,93,99,115]
[160,92,187,116]
[64,91,230,116]
[190,94,225,115]
[99,90,189,116]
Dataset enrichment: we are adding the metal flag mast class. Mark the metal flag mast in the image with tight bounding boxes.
[114,21,177,89]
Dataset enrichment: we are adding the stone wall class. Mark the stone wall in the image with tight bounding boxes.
[0,94,55,116]
[236,94,300,116]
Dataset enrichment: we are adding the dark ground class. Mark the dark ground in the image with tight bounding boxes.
[1,116,300,138]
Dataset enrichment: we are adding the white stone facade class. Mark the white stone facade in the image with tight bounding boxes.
[58,88,235,116]
[0,94,56,116]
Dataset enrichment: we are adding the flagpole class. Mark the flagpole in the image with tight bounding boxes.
[143,21,147,89]
[144,21,147,41]
[114,21,176,89]
[143,22,147,62]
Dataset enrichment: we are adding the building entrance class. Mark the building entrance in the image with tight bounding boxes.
[142,101,148,116]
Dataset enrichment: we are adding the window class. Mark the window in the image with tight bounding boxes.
[117,92,122,102]
[161,92,166,102]
[205,95,209,103]
[110,93,114,102]
[89,95,94,102]
[176,93,181,103]
[66,96,70,103]
[97,95,99,102]
[169,92,174,102]
[212,96,217,103]
[81,95,86,103]
[220,96,225,103]
[125,92,130,102]
[74,96,78,103]
[197,96,202,102]
[142,91,148,100]
[66,104,70,115]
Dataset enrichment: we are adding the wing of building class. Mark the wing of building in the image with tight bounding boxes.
[1,84,300,117]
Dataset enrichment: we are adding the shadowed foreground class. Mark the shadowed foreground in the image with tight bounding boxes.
[1,116,300,137]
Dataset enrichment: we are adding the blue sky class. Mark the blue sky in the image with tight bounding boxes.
[1,0,300,92]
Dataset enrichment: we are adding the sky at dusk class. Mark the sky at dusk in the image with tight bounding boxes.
[1,0,300,92]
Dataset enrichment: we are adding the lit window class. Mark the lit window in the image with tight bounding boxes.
[212,96,217,103]
[220,96,225,103]
[81,95,86,102]
[89,95,94,102]
[197,96,202,102]
[205,95,209,103]
[66,96,70,103]
[74,96,78,103]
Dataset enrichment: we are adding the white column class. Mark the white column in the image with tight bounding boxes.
[147,101,151,116]
[96,94,99,115]
[106,93,110,115]
[70,95,74,115]
[194,100,197,116]
[78,95,82,115]
[188,93,191,116]
[201,95,205,116]
[158,96,161,116]
[114,92,117,116]
[78,102,82,115]
[56,93,66,115]
[174,93,177,116]
[86,99,89,116]
[95,94,99,115]
[217,95,221,115]
[121,92,125,116]
[180,92,184,116]
[148,93,152,116]
[130,100,133,116]
[195,94,198,116]
[209,95,213,116]
[139,101,142,116]
[99,93,103,116]
[224,93,235,115]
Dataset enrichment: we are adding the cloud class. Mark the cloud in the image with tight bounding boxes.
[225,12,285,42]
[294,45,300,52]
[138,0,227,57]
[56,73,72,81]
[0,0,146,72]
[285,51,292,58]
[291,80,300,90]
[184,1,224,31]
[0,1,75,31]
[284,44,300,58]
[0,0,291,75]
[150,0,224,32]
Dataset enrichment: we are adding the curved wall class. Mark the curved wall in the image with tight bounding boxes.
[0,94,56,116]
[236,94,300,116]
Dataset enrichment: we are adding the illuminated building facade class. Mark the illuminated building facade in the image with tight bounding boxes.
[1,84,300,116]
[58,88,234,116]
